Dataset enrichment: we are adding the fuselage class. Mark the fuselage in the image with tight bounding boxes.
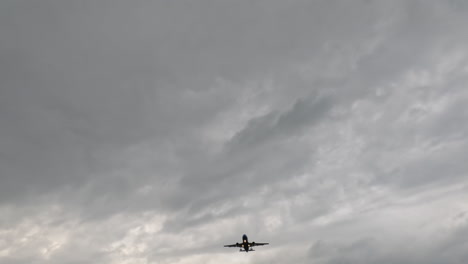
[241,234,250,252]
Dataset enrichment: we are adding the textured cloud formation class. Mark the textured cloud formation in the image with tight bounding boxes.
[1,1,468,263]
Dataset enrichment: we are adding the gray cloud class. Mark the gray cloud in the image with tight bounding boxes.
[1,0,468,263]
[307,223,468,264]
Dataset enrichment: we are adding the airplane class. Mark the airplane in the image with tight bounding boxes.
[224,234,269,252]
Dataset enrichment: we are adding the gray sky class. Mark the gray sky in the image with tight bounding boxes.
[1,0,468,263]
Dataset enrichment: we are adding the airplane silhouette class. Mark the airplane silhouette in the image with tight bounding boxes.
[224,234,269,252]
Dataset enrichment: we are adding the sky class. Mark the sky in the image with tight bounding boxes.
[1,0,468,263]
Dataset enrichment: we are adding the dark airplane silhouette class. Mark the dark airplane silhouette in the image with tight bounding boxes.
[224,234,269,252]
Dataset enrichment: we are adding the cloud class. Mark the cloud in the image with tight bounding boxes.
[1,0,468,263]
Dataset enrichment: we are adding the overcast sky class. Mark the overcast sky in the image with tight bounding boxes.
[1,0,468,263]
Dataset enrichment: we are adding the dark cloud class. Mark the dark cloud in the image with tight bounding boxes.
[1,0,468,263]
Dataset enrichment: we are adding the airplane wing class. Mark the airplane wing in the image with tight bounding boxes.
[249,242,269,247]
[224,243,241,247]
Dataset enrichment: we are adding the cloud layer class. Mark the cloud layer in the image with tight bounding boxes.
[1,0,468,263]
